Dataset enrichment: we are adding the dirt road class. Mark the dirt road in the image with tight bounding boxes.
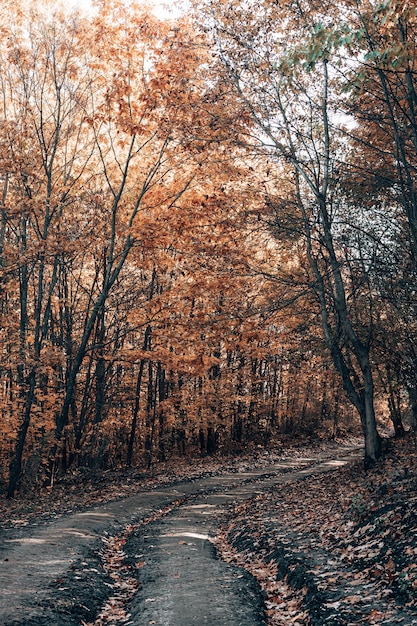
[0,445,362,625]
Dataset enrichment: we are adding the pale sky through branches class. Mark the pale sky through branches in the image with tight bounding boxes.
[65,0,184,19]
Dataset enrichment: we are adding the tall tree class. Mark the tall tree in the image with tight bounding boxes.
[192,0,383,465]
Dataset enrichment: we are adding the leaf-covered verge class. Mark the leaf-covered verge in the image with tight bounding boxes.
[215,436,417,625]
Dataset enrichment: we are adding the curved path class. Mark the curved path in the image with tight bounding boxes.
[0,445,362,625]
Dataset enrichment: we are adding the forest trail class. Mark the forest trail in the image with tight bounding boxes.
[0,445,361,625]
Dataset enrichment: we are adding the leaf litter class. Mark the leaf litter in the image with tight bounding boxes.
[214,436,417,625]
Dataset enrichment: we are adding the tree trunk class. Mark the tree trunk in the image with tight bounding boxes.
[330,341,382,467]
[362,364,382,468]
[127,358,146,467]
[7,369,36,498]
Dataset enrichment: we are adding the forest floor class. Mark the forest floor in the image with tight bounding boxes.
[214,435,417,625]
[0,436,416,625]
